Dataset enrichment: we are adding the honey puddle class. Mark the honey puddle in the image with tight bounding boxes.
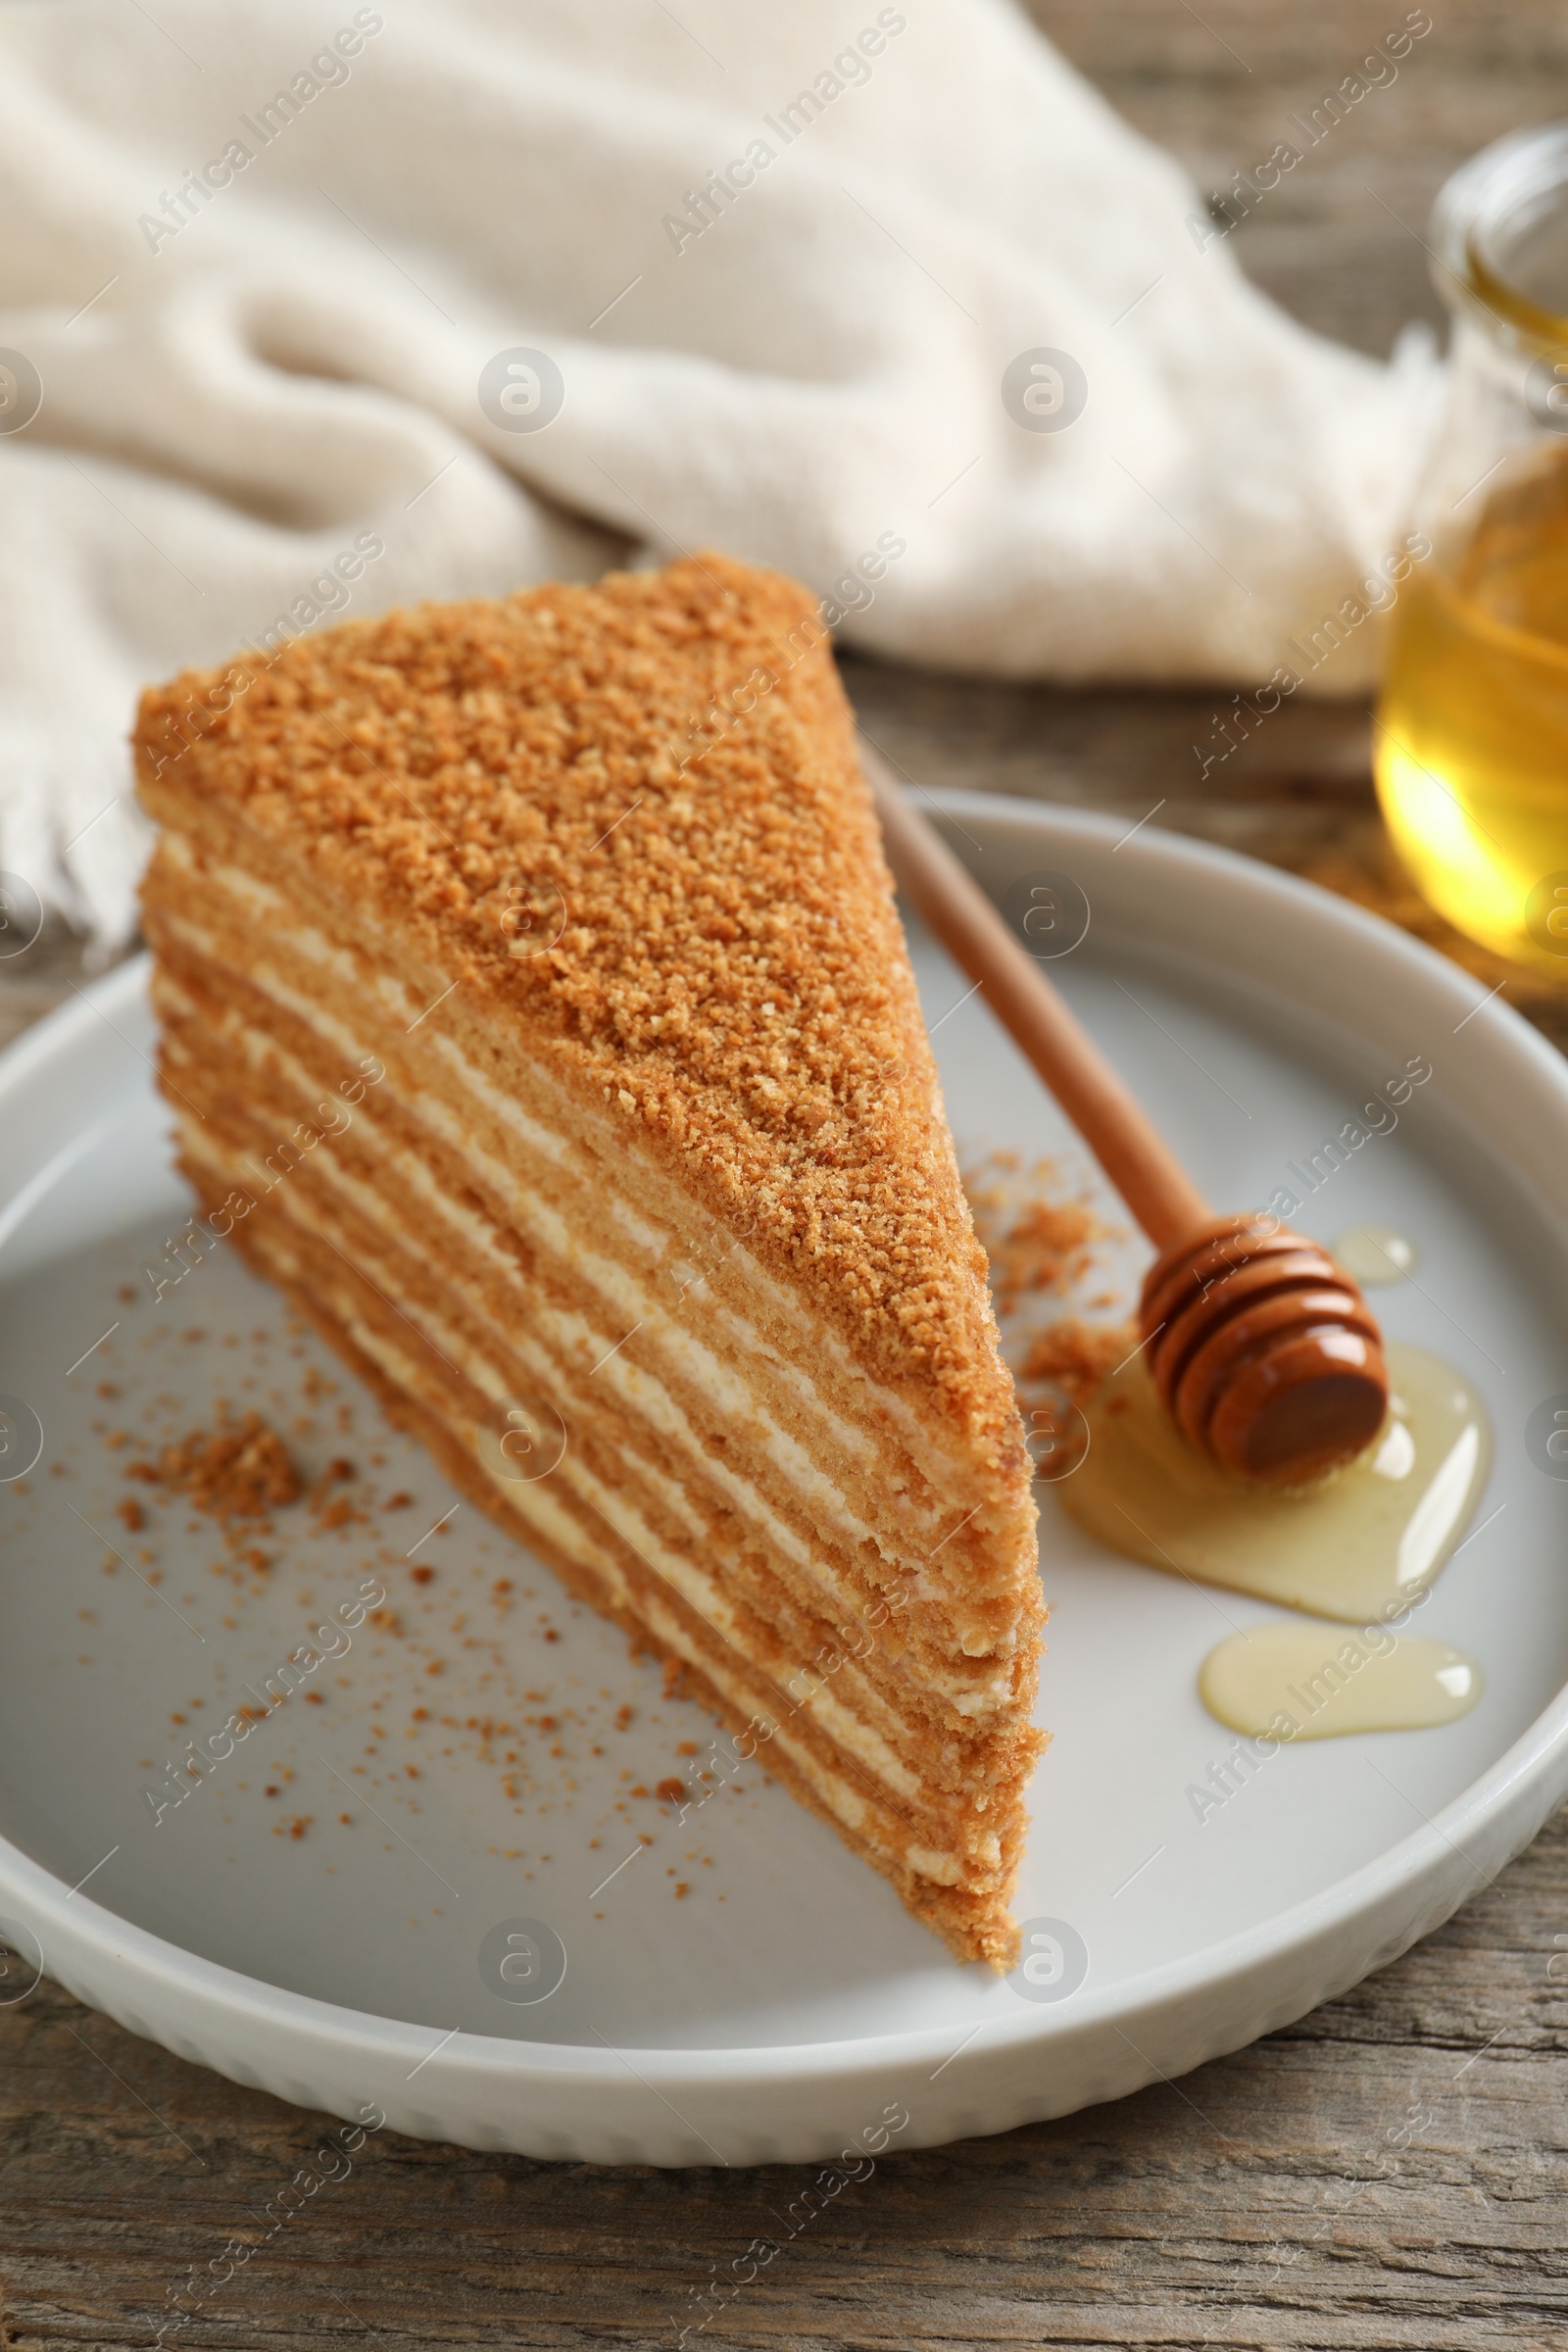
[1057,1343,1491,1625]
[1199,1620,1483,1740]
[1334,1225,1417,1286]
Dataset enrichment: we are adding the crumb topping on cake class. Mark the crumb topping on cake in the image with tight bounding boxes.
[136,555,1018,1455]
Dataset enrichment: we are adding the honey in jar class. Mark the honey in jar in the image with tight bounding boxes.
[1374,123,1568,968]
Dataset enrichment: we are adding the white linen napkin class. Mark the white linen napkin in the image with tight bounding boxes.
[0,0,1434,942]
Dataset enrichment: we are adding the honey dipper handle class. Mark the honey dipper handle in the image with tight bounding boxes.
[863,744,1211,1251]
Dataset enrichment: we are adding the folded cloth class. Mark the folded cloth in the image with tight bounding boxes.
[0,0,1434,942]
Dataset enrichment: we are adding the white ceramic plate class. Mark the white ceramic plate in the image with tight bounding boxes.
[2,794,1567,2168]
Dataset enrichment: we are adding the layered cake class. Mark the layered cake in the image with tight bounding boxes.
[134,554,1044,1967]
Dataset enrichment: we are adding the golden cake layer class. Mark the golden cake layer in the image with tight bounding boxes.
[134,552,1044,1967]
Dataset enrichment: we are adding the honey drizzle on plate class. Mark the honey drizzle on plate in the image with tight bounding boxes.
[1198,1621,1482,1741]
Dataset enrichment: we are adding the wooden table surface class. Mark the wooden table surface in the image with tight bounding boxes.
[5,6,1568,2347]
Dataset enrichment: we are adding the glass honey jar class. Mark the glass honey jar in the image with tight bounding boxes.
[1374,122,1568,968]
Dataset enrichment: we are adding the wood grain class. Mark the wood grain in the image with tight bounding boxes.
[2,4,1567,2345]
[1033,0,1568,362]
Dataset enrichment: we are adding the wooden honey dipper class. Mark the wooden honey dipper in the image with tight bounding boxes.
[864,747,1390,1487]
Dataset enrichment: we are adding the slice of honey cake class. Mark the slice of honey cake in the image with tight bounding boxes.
[134,553,1043,1968]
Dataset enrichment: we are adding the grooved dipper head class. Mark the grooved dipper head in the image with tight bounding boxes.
[1139,1214,1390,1486]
